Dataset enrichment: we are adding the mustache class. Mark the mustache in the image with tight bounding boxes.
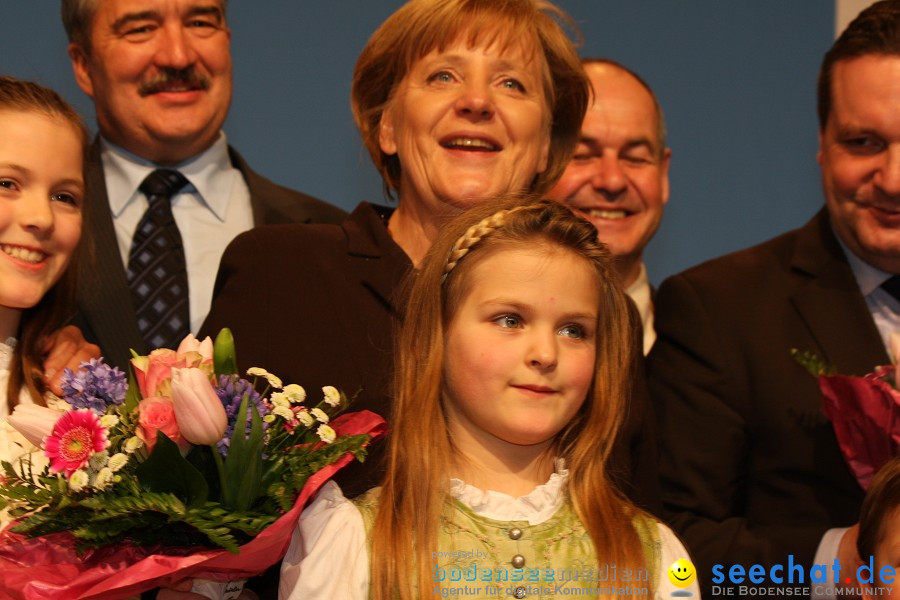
[138,67,210,97]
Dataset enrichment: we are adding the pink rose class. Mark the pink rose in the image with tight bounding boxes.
[132,349,185,399]
[136,396,189,453]
[131,336,215,399]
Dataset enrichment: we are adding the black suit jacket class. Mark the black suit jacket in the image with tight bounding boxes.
[647,209,885,595]
[74,139,346,369]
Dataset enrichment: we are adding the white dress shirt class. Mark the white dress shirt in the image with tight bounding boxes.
[101,133,254,335]
[840,239,900,356]
[626,263,656,355]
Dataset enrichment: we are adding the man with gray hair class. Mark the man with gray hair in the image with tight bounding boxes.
[57,0,344,371]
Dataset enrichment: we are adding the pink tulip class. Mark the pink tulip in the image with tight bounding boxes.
[7,404,64,448]
[176,334,214,362]
[170,368,227,445]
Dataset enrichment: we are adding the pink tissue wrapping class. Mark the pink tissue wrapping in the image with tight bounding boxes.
[0,410,387,600]
[819,372,900,491]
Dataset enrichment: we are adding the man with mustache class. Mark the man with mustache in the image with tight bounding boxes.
[53,0,344,372]
[547,59,670,355]
[647,1,900,596]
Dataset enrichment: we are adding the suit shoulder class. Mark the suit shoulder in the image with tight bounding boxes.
[260,185,347,225]
[227,221,347,254]
[664,225,805,292]
[229,145,347,226]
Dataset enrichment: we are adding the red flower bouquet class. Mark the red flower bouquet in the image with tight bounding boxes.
[795,348,900,490]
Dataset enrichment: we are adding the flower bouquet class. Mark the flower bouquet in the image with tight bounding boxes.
[793,345,900,490]
[0,329,386,599]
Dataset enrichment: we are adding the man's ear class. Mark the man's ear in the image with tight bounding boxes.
[660,147,672,206]
[68,43,95,99]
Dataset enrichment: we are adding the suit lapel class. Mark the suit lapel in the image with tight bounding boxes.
[78,139,144,365]
[344,203,411,321]
[790,210,889,375]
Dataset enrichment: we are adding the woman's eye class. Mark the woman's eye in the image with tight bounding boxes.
[429,71,455,84]
[0,179,17,191]
[558,324,585,339]
[494,315,521,328]
[501,78,526,92]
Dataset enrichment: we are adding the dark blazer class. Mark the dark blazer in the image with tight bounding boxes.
[647,209,885,593]
[200,202,410,497]
[74,139,346,369]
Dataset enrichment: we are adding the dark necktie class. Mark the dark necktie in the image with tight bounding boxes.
[881,275,900,303]
[127,169,191,350]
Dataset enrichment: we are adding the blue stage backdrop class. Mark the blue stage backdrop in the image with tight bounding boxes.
[1,1,834,284]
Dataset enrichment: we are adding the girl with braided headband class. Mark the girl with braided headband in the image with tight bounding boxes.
[280,197,697,599]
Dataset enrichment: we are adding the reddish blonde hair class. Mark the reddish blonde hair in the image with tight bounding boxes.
[858,456,900,560]
[371,196,649,599]
[351,0,588,200]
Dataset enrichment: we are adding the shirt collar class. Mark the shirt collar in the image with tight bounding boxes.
[836,233,892,297]
[626,262,653,316]
[101,132,233,222]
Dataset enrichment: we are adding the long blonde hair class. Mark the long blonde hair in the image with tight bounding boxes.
[371,196,648,599]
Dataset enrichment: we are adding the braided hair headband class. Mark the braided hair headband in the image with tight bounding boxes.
[441,204,532,283]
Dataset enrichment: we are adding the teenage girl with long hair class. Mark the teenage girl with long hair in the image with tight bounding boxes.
[0,76,88,464]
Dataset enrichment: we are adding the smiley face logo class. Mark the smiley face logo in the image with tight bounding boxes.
[668,559,696,588]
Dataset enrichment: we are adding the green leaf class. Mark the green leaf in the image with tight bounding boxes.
[221,393,265,511]
[214,328,238,375]
[136,433,209,507]
[186,444,222,501]
[123,366,141,412]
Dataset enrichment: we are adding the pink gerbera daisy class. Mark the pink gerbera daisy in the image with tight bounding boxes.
[44,409,110,477]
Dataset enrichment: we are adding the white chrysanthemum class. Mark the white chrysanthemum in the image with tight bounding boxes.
[322,386,341,407]
[283,384,306,404]
[69,470,89,492]
[89,450,110,471]
[107,453,129,472]
[270,392,290,408]
[272,406,294,421]
[264,373,283,389]
[124,436,144,454]
[317,424,336,444]
[246,367,269,378]
[93,467,114,490]
[100,414,120,428]
[311,408,329,424]
[297,410,315,427]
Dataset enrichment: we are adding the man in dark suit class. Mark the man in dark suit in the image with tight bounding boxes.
[54,0,344,371]
[648,2,900,596]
